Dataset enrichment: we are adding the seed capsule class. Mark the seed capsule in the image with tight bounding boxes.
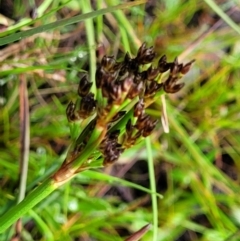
[78,93,96,118]
[180,60,195,74]
[136,43,155,65]
[66,101,77,122]
[78,75,92,97]
[134,99,144,117]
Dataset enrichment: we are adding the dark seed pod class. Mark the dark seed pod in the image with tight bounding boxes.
[180,60,195,74]
[100,130,123,166]
[136,43,156,65]
[145,81,162,97]
[66,101,77,122]
[121,75,133,93]
[134,72,146,84]
[170,58,179,76]
[101,56,116,71]
[142,119,158,137]
[126,119,133,135]
[134,99,144,117]
[95,66,105,89]
[66,42,194,168]
[146,66,159,81]
[158,55,167,65]
[128,81,144,99]
[136,114,150,131]
[103,146,123,166]
[158,55,171,73]
[164,82,185,93]
[78,93,96,118]
[109,130,120,139]
[163,75,185,93]
[123,52,131,65]
[78,75,93,97]
[110,111,126,123]
[108,84,122,104]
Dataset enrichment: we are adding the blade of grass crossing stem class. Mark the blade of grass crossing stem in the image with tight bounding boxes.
[203,0,240,35]
[82,170,163,199]
[0,146,162,233]
[81,0,97,93]
[145,137,158,241]
[0,1,146,46]
[0,178,56,233]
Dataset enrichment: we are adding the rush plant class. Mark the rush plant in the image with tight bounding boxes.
[0,43,194,236]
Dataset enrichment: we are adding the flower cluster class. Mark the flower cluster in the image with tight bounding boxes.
[64,43,194,169]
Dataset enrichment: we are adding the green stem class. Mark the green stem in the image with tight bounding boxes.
[71,124,106,169]
[0,178,56,233]
[81,0,97,93]
[145,137,158,241]
[0,121,106,233]
[96,0,103,42]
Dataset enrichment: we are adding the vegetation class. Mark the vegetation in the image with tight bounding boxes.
[0,0,240,240]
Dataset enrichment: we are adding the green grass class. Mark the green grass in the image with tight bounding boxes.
[1,0,240,240]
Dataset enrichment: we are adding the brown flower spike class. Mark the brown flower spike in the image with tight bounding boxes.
[64,43,194,168]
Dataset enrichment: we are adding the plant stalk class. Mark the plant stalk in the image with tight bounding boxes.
[0,178,56,233]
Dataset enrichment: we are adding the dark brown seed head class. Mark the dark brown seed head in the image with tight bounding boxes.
[121,75,134,93]
[170,58,179,76]
[136,114,150,131]
[134,99,144,117]
[158,55,167,65]
[135,72,146,84]
[108,130,120,141]
[103,146,123,166]
[95,66,105,89]
[136,43,156,65]
[180,60,195,74]
[100,130,123,166]
[128,81,144,99]
[119,52,138,76]
[167,83,185,93]
[108,84,122,104]
[124,52,131,64]
[163,76,184,93]
[101,56,116,71]
[110,111,126,123]
[101,82,111,99]
[145,81,162,97]
[68,43,194,168]
[126,119,133,135]
[78,75,93,97]
[146,66,159,81]
[66,101,76,122]
[142,119,158,137]
[158,55,171,73]
[78,93,96,118]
